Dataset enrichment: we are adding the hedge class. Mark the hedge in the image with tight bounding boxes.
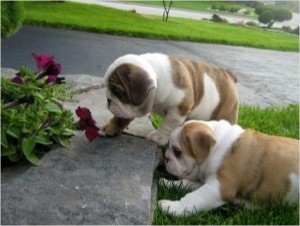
[1,1,24,38]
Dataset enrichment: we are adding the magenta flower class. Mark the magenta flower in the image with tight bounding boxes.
[32,53,62,79]
[32,53,54,72]
[75,106,101,142]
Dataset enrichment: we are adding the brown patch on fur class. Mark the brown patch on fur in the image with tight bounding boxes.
[217,130,299,202]
[108,63,155,106]
[169,56,238,124]
[102,116,132,137]
[179,122,216,164]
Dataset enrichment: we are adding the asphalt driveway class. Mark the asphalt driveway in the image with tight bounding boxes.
[1,25,299,106]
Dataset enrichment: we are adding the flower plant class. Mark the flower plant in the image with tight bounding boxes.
[75,106,103,142]
[1,54,75,166]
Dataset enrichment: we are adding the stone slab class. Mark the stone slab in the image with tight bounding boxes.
[1,71,160,225]
[1,133,157,225]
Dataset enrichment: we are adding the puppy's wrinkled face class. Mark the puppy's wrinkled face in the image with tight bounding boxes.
[106,63,156,119]
[165,122,216,179]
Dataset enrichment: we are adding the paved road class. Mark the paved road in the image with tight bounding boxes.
[1,25,299,106]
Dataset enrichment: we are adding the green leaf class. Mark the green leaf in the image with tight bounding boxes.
[62,128,76,136]
[25,152,40,166]
[1,144,17,157]
[35,135,53,145]
[43,102,62,114]
[7,126,21,139]
[33,92,45,101]
[22,137,40,165]
[1,129,8,148]
[57,135,70,147]
[8,153,19,162]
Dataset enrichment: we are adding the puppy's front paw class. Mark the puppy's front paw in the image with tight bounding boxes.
[158,200,185,216]
[147,130,169,146]
[101,122,121,137]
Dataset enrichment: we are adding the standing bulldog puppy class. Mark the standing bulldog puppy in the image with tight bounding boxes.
[102,53,238,145]
[158,120,299,216]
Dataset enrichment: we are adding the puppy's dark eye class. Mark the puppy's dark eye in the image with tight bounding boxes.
[173,146,181,158]
[113,88,125,99]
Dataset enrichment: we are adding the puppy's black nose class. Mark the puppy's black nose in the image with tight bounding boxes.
[107,98,112,107]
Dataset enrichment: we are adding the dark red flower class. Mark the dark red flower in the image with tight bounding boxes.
[45,75,65,85]
[12,75,23,84]
[85,127,101,142]
[45,61,62,75]
[75,106,101,142]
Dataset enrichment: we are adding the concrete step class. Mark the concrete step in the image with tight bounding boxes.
[1,72,160,225]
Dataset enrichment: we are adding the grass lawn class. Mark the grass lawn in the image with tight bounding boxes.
[152,104,299,225]
[22,1,299,52]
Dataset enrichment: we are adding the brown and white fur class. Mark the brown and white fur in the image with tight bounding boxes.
[102,53,238,145]
[159,120,299,216]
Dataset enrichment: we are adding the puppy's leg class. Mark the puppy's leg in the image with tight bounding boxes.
[101,116,133,136]
[158,178,225,216]
[148,108,186,145]
[159,178,202,190]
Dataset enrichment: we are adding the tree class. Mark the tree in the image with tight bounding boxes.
[162,0,173,22]
[258,9,274,28]
[273,8,293,22]
[255,5,293,28]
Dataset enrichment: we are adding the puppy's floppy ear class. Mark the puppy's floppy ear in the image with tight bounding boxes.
[180,123,216,164]
[113,64,155,106]
[128,65,156,106]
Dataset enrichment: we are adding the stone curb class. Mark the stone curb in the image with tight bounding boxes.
[1,69,160,225]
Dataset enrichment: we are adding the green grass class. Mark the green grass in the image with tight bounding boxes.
[153,104,299,225]
[22,1,299,52]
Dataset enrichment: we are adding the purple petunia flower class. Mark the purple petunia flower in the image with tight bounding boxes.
[12,75,23,84]
[32,53,54,72]
[75,106,102,142]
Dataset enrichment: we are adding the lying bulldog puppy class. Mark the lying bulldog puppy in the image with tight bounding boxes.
[102,53,238,145]
[159,120,299,216]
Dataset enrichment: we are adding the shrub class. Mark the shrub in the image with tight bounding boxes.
[282,25,293,33]
[246,21,259,27]
[292,26,299,35]
[230,6,241,13]
[1,1,24,38]
[1,54,76,166]
[211,14,228,23]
